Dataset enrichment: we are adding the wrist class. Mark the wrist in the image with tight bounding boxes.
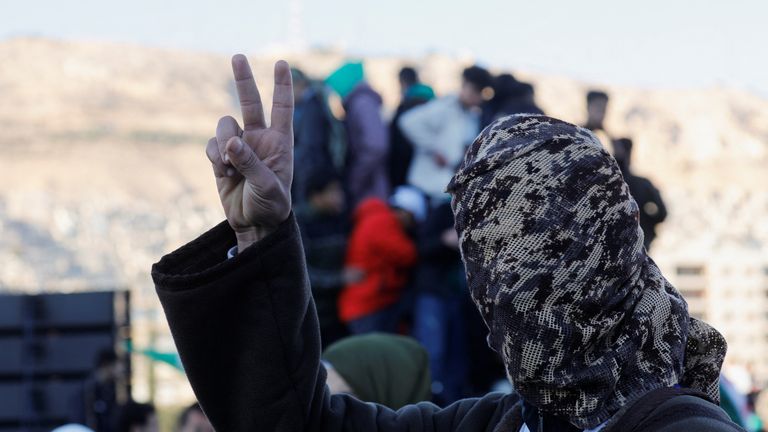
[234,226,275,251]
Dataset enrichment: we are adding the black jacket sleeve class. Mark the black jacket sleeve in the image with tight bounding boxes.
[152,215,521,432]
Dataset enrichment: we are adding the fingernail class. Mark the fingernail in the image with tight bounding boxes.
[226,168,235,177]
[223,152,230,163]
[231,137,244,154]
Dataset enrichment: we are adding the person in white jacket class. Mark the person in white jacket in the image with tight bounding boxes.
[398,66,492,200]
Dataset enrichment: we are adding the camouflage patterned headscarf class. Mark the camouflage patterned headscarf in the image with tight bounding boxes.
[446,114,727,429]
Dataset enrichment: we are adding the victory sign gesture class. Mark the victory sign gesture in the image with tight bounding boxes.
[206,55,294,251]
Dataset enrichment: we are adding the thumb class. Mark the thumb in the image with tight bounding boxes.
[225,136,271,184]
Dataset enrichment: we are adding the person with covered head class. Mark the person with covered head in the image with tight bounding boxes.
[322,333,432,410]
[153,55,742,431]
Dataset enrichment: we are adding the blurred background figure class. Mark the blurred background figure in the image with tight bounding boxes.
[322,333,431,410]
[411,200,469,405]
[295,167,351,348]
[326,62,390,207]
[116,402,158,432]
[176,403,214,432]
[584,89,609,132]
[290,67,335,205]
[397,66,419,96]
[612,137,668,250]
[389,67,436,189]
[338,186,423,334]
[70,349,123,432]
[482,73,544,126]
[398,65,493,201]
[583,89,612,148]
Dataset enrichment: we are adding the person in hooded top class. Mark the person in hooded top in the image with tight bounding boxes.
[326,62,390,208]
[337,186,424,334]
[322,333,432,410]
[153,55,742,432]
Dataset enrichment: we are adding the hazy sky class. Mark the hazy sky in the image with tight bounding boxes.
[3,0,767,93]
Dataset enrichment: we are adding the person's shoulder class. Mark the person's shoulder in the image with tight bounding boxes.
[603,387,744,432]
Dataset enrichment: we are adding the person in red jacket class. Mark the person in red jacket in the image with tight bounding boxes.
[338,188,423,334]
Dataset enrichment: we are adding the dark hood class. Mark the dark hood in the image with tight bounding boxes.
[446,114,726,428]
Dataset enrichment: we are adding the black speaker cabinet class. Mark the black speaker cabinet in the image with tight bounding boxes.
[0,291,130,432]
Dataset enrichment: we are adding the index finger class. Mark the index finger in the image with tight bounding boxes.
[231,54,266,130]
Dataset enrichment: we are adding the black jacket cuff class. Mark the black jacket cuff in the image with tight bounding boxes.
[151,214,298,291]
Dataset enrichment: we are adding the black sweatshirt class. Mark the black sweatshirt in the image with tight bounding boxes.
[152,215,743,432]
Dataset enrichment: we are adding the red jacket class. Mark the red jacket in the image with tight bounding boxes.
[338,198,418,322]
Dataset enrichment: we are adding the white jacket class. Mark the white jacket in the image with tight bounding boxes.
[398,95,480,199]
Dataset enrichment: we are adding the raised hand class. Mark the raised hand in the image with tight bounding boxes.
[206,54,294,251]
